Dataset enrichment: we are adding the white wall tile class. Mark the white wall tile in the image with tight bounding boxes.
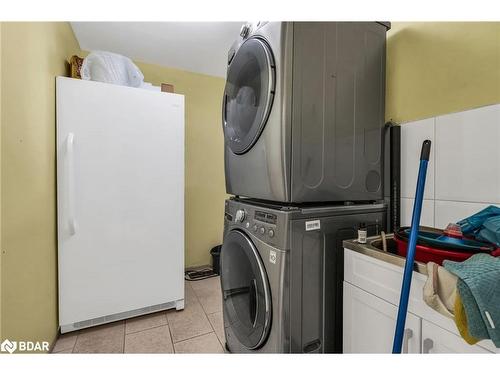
[400,198,435,227]
[399,104,500,230]
[435,104,500,203]
[434,200,500,229]
[400,118,435,200]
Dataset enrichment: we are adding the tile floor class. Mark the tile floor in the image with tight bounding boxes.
[51,276,225,354]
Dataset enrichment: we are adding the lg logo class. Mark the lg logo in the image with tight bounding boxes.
[1,339,17,354]
[0,339,49,353]
[269,250,277,264]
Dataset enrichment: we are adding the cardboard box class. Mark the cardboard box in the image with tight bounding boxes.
[161,83,174,93]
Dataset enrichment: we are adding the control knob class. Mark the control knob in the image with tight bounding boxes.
[235,209,246,223]
[240,23,251,38]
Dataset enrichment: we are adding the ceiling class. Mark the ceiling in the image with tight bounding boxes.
[71,22,243,78]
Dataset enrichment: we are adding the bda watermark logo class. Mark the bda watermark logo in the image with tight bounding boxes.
[1,339,49,353]
[1,339,17,354]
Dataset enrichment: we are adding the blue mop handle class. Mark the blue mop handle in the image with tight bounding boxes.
[392,140,431,354]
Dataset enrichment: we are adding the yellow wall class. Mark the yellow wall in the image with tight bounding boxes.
[135,61,227,268]
[0,24,226,350]
[386,22,500,123]
[0,22,80,348]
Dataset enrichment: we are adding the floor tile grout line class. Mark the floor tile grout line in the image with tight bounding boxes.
[188,281,203,307]
[125,322,170,338]
[125,321,169,336]
[60,279,219,354]
[186,281,221,318]
[52,332,79,354]
[193,278,223,349]
[171,282,216,348]
[125,323,168,336]
[172,330,217,346]
[72,334,82,354]
[71,323,125,354]
[72,332,78,353]
[173,331,224,354]
[188,278,222,318]
[122,325,126,354]
[165,317,176,353]
[207,313,225,350]
[185,280,202,307]
[196,294,223,317]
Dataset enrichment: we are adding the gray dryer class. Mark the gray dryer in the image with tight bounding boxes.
[222,22,390,203]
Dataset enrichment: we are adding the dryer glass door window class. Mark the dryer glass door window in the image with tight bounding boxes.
[223,38,275,155]
[220,230,272,349]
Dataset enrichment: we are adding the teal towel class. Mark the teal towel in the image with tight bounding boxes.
[444,253,500,348]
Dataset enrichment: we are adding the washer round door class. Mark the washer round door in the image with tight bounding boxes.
[222,37,275,155]
[220,229,272,349]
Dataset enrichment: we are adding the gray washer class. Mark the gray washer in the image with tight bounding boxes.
[221,198,386,353]
[223,22,390,203]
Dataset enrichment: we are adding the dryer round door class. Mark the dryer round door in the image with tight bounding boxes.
[222,37,275,155]
[220,229,272,349]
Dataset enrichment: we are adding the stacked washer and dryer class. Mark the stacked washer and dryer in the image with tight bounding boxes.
[220,22,391,353]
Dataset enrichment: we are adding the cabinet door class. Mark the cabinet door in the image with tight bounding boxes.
[343,282,421,353]
[421,320,492,354]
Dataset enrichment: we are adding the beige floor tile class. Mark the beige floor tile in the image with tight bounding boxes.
[207,311,225,345]
[194,286,222,314]
[73,321,125,353]
[52,348,74,354]
[125,311,168,334]
[124,325,174,353]
[52,332,78,353]
[62,278,225,354]
[174,332,224,354]
[189,276,220,293]
[166,300,213,343]
[184,281,198,306]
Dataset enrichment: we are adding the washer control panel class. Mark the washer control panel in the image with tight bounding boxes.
[252,210,277,239]
[254,211,277,224]
[225,201,280,245]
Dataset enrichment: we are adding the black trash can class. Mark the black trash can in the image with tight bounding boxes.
[210,245,222,275]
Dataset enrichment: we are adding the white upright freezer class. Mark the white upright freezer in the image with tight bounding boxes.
[56,77,184,333]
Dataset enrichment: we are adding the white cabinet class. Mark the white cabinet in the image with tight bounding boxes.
[343,282,421,353]
[421,320,491,354]
[343,248,498,353]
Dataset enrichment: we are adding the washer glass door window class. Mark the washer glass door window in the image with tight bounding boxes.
[222,37,275,155]
[221,230,272,349]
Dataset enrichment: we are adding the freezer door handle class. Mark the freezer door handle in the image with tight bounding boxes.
[66,133,77,236]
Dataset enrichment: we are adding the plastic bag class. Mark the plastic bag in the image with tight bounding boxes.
[81,51,144,88]
[457,205,500,235]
